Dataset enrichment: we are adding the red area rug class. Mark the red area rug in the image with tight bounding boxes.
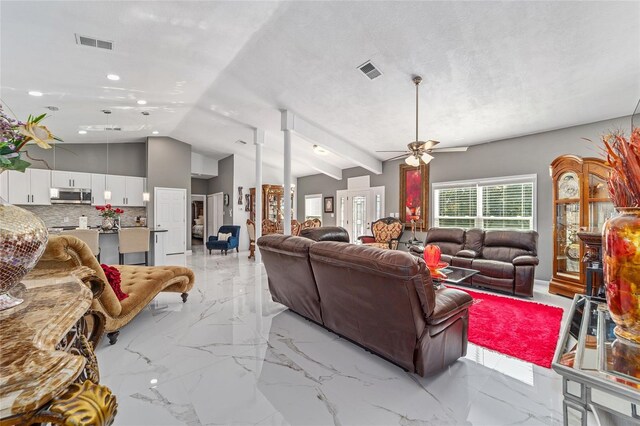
[452,287,564,368]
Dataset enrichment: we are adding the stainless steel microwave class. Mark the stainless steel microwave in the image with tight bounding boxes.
[50,188,92,204]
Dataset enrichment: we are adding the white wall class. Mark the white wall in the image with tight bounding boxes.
[232,153,297,251]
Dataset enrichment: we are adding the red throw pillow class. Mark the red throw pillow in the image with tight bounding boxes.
[100,264,128,301]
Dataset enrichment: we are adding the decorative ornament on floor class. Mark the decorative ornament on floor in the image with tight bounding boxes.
[599,123,640,343]
[375,75,468,165]
[0,104,61,310]
[0,203,48,310]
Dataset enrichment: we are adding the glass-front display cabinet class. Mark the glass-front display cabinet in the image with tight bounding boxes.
[549,155,614,298]
[249,184,294,224]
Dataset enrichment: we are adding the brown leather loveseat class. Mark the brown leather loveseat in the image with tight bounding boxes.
[258,234,473,377]
[411,228,539,297]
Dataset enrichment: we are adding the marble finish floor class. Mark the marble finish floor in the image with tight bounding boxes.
[97,247,574,425]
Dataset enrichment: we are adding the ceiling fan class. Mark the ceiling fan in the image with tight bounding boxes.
[377,75,468,166]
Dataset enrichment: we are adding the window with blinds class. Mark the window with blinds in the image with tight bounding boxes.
[433,175,536,230]
[305,194,322,220]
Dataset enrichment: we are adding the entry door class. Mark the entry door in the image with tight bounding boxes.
[155,187,186,255]
[336,187,385,243]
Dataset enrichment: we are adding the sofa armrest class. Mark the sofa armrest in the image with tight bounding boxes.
[229,236,239,246]
[358,235,375,244]
[208,236,219,242]
[427,288,473,326]
[409,245,424,254]
[513,255,539,266]
[456,249,477,258]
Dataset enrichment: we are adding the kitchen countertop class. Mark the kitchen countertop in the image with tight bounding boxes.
[48,226,168,234]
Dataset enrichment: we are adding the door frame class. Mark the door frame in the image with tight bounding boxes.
[191,193,207,243]
[154,187,187,254]
[207,192,224,235]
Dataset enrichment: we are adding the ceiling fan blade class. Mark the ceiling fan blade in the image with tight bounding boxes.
[375,150,410,153]
[385,154,410,161]
[430,147,469,153]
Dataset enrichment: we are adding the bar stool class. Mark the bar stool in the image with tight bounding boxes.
[62,229,100,262]
[118,228,150,265]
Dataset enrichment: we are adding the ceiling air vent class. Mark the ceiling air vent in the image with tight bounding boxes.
[358,60,382,80]
[75,34,113,50]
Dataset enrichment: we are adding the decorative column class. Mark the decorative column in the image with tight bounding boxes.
[254,129,264,263]
[281,111,293,235]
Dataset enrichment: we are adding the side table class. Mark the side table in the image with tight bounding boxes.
[0,268,117,425]
[553,295,639,426]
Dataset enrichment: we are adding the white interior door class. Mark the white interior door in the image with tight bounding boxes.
[207,194,215,237]
[207,192,224,237]
[155,187,186,255]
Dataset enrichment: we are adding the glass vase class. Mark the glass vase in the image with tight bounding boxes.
[102,217,115,231]
[603,207,640,343]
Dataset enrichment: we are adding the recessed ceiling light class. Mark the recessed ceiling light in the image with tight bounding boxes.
[313,145,328,155]
[152,131,159,135]
[46,106,59,111]
[106,74,120,81]
[28,91,43,97]
[137,100,147,105]
[78,130,87,134]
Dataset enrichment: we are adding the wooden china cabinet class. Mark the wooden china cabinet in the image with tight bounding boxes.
[548,155,614,298]
[249,184,294,223]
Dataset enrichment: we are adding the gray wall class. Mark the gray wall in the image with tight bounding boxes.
[296,160,403,226]
[146,136,192,249]
[207,155,234,225]
[25,143,146,177]
[191,177,209,195]
[297,115,633,281]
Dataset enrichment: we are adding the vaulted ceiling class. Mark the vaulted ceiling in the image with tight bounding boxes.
[2,1,638,177]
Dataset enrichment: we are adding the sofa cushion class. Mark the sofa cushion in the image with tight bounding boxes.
[472,259,515,279]
[217,232,232,241]
[464,228,485,254]
[425,227,465,256]
[481,230,538,263]
[300,226,350,242]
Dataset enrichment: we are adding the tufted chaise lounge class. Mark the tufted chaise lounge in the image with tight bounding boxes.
[33,235,195,344]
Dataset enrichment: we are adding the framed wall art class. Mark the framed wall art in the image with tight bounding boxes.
[399,163,429,230]
[324,196,334,213]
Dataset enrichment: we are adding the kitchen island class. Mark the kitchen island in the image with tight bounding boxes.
[48,227,168,266]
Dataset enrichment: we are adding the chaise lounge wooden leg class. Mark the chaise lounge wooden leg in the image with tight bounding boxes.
[181,292,188,303]
[236,247,239,253]
[107,330,120,345]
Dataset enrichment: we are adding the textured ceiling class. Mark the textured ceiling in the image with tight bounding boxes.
[1,1,639,177]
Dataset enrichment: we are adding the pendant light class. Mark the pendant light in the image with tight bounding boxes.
[49,141,59,198]
[103,110,112,201]
[141,111,150,202]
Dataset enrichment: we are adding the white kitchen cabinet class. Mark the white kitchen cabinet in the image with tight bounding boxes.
[125,176,145,206]
[6,169,51,205]
[51,171,91,189]
[91,173,106,206]
[105,175,126,206]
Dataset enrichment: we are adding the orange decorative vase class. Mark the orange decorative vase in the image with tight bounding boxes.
[603,207,640,343]
[423,244,442,268]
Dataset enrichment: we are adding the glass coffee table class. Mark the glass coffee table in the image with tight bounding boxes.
[430,266,478,289]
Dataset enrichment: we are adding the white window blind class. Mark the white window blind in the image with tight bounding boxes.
[433,175,536,230]
[305,194,322,220]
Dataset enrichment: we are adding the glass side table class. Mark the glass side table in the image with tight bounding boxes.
[553,295,640,425]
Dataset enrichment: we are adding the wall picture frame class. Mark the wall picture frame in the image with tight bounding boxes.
[223,193,229,206]
[324,196,334,213]
[399,163,429,229]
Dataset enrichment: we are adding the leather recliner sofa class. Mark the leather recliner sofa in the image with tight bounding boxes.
[258,234,473,377]
[410,228,539,297]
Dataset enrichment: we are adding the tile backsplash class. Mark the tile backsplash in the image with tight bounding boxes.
[21,205,147,228]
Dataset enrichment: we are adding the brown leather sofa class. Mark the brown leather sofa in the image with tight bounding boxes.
[258,234,473,376]
[299,226,350,242]
[410,228,539,297]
